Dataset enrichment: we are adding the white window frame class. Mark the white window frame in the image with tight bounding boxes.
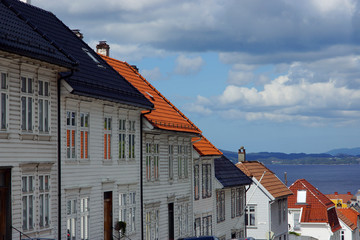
[194,165,200,200]
[0,72,8,130]
[168,145,174,180]
[38,80,50,133]
[22,175,34,231]
[145,209,159,240]
[153,143,159,181]
[194,217,201,237]
[119,192,136,234]
[245,205,256,227]
[146,142,152,181]
[67,199,77,240]
[66,111,77,159]
[128,120,136,160]
[216,190,225,223]
[104,116,112,160]
[119,119,126,160]
[80,112,89,160]
[21,76,34,131]
[202,164,212,198]
[39,175,50,228]
[177,145,183,178]
[80,197,90,240]
[202,215,212,236]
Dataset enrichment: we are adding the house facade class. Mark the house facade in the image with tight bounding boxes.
[326,192,353,209]
[101,52,202,240]
[236,153,293,240]
[337,208,360,240]
[0,0,77,239]
[288,179,341,240]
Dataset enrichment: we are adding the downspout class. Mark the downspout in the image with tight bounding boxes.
[140,110,152,240]
[57,70,74,240]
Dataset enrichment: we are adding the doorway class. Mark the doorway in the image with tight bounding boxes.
[0,168,11,240]
[104,191,113,240]
[168,203,174,240]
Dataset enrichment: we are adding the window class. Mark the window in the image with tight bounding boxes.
[128,120,135,160]
[80,113,89,159]
[119,119,126,160]
[39,175,50,228]
[66,111,76,159]
[341,230,345,240]
[80,197,90,240]
[153,143,159,180]
[67,199,77,240]
[231,187,244,218]
[145,209,159,240]
[119,192,136,234]
[194,165,200,200]
[278,199,282,224]
[202,215,212,236]
[216,190,225,222]
[22,176,34,231]
[184,146,188,178]
[245,205,256,226]
[297,190,306,203]
[177,145,183,178]
[38,80,50,133]
[168,145,174,180]
[178,203,189,237]
[21,76,34,131]
[202,164,212,198]
[293,212,300,230]
[0,72,8,130]
[194,217,201,237]
[104,117,112,160]
[146,143,151,181]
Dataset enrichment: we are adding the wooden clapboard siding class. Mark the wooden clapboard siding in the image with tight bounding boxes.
[60,86,143,240]
[0,53,65,240]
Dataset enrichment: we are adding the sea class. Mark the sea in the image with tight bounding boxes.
[265,164,360,195]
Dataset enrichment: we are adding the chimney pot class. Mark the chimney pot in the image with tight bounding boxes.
[238,146,246,162]
[96,41,110,57]
[334,192,338,195]
[347,192,351,195]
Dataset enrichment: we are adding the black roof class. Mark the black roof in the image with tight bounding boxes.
[214,155,252,188]
[2,0,153,109]
[0,0,76,68]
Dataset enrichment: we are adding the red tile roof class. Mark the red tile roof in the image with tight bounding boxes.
[288,179,341,232]
[326,193,353,205]
[193,135,222,156]
[337,208,359,231]
[236,161,293,198]
[101,55,201,134]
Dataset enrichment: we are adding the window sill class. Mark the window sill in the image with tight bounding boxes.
[79,159,90,164]
[246,226,257,229]
[0,132,9,139]
[38,134,52,141]
[103,160,113,165]
[65,159,79,164]
[20,132,36,140]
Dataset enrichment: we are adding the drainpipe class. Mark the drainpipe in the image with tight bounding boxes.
[140,110,152,240]
[57,70,74,240]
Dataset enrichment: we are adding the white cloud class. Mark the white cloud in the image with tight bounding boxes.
[174,55,204,75]
[141,67,167,81]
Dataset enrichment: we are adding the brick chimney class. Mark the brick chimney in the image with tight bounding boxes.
[72,29,83,39]
[96,41,110,57]
[238,146,246,162]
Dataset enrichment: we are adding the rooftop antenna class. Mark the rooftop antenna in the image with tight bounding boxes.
[284,172,288,186]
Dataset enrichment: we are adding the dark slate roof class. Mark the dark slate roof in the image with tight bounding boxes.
[214,155,252,188]
[0,0,76,68]
[3,0,153,109]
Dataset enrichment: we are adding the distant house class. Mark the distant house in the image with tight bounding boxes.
[336,208,360,240]
[192,138,252,240]
[0,0,76,239]
[326,192,353,208]
[101,50,202,240]
[288,179,341,240]
[236,152,292,240]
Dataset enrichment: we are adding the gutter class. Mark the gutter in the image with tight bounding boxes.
[140,110,152,240]
[57,71,74,240]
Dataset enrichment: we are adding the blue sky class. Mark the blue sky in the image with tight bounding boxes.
[33,0,360,153]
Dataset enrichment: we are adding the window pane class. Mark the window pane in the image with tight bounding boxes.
[39,99,43,131]
[28,78,32,93]
[39,80,43,95]
[21,77,26,92]
[28,97,32,130]
[21,97,26,130]
[45,82,49,96]
[1,73,6,89]
[1,93,6,129]
[45,100,49,132]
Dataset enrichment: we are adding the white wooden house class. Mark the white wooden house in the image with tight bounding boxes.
[0,0,77,239]
[236,150,293,240]
[337,208,360,240]
[101,53,202,240]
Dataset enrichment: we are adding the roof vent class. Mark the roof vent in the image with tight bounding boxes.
[96,41,110,57]
[72,29,83,39]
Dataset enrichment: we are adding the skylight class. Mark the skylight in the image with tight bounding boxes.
[82,48,100,64]
[297,190,307,203]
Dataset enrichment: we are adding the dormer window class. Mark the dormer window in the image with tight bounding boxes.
[297,190,307,203]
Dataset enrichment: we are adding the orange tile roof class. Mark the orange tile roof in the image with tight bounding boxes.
[288,179,341,232]
[236,161,293,198]
[326,193,353,205]
[337,208,359,231]
[192,135,222,156]
[101,55,201,134]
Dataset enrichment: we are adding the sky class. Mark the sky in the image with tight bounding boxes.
[33,0,360,154]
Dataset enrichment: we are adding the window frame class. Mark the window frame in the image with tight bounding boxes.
[80,112,89,160]
[20,76,34,132]
[202,164,212,199]
[245,205,256,227]
[80,197,90,240]
[66,199,77,240]
[0,72,8,130]
[66,111,77,160]
[119,119,126,161]
[104,116,112,160]
[38,80,50,133]
[194,165,200,200]
[39,175,50,228]
[168,145,174,180]
[216,190,225,223]
[22,175,35,231]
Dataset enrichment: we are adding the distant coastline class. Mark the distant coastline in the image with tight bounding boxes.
[221,149,360,165]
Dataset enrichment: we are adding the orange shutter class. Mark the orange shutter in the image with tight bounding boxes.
[80,131,84,159]
[67,130,70,147]
[108,134,111,159]
[71,130,75,147]
[85,131,88,158]
[104,134,107,159]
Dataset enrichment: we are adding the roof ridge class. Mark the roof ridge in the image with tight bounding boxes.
[194,134,222,155]
[2,0,78,66]
[300,179,332,209]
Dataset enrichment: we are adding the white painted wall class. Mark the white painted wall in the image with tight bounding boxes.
[0,52,67,240]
